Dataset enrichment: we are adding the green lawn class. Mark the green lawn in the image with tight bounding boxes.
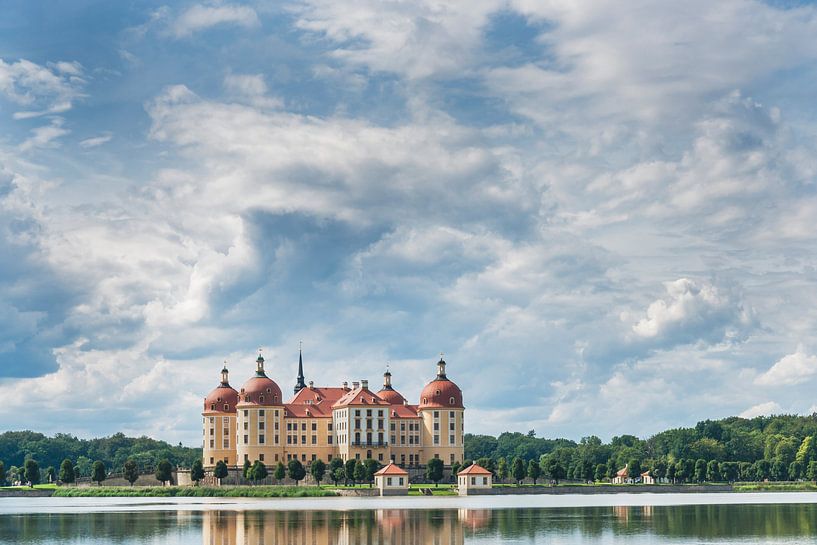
[0,484,58,490]
[52,485,337,497]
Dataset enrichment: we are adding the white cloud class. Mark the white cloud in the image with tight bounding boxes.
[629,278,754,347]
[19,118,70,152]
[223,73,282,109]
[755,349,817,386]
[78,133,113,149]
[739,401,782,419]
[0,58,85,118]
[172,4,260,38]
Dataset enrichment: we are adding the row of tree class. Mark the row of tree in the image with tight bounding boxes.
[8,457,178,487]
[464,414,817,484]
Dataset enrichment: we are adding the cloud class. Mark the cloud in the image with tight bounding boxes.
[19,118,70,152]
[755,348,817,386]
[0,58,85,118]
[223,74,283,109]
[171,4,260,38]
[628,278,754,348]
[739,401,783,419]
[78,133,113,149]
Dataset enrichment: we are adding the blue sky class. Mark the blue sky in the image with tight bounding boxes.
[3,1,817,446]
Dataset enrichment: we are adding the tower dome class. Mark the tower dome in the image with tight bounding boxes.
[237,354,283,406]
[419,357,463,409]
[204,364,239,412]
[376,369,406,405]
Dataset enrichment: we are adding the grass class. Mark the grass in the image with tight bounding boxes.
[0,484,58,490]
[733,482,817,492]
[407,484,457,496]
[52,485,338,498]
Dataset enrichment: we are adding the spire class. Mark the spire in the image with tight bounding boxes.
[383,363,393,390]
[220,361,230,386]
[294,341,306,394]
[256,349,266,376]
[436,353,447,379]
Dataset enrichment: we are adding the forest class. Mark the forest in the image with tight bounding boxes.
[464,414,817,482]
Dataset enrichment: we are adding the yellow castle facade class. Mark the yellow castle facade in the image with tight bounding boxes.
[202,352,465,469]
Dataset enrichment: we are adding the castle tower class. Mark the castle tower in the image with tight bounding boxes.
[202,363,238,468]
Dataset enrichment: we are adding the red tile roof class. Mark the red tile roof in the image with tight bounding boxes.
[419,378,463,409]
[390,404,420,418]
[284,386,348,418]
[374,462,408,476]
[332,386,391,408]
[458,463,492,476]
[616,465,629,477]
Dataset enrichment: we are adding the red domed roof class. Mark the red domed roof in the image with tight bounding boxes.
[418,358,463,409]
[377,387,406,405]
[204,385,239,413]
[238,375,283,406]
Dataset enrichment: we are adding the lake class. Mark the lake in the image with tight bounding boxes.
[3,493,817,544]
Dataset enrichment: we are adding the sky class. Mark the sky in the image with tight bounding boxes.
[2,1,817,446]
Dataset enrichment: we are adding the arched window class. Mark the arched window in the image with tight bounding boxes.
[224,404,229,411]
[435,389,441,396]
[449,397,455,405]
[245,396,250,402]
[259,395,264,403]
[210,404,215,410]
[273,395,278,403]
[423,397,428,404]
[266,388,271,393]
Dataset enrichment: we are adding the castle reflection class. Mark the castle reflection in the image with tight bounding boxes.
[203,509,492,545]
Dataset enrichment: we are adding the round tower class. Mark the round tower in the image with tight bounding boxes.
[202,364,239,468]
[235,354,285,467]
[417,356,465,467]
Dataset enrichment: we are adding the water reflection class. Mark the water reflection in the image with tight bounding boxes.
[3,503,817,544]
[203,509,491,545]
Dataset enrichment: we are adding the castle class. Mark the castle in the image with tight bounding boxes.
[202,351,464,469]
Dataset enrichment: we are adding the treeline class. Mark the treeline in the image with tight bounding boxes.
[0,431,200,476]
[464,414,817,483]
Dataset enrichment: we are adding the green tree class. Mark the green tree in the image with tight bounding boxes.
[345,459,357,485]
[155,459,173,486]
[807,460,817,481]
[45,466,56,483]
[666,462,676,483]
[497,458,508,483]
[191,459,205,485]
[511,457,526,485]
[242,459,252,480]
[123,459,139,486]
[652,459,668,481]
[628,459,642,480]
[720,461,739,483]
[527,459,541,484]
[771,460,787,481]
[789,460,803,481]
[594,463,607,482]
[332,467,345,486]
[362,459,379,487]
[694,459,706,483]
[251,460,268,483]
[543,457,566,485]
[214,460,228,486]
[0,461,5,486]
[311,459,326,487]
[288,459,306,485]
[450,461,461,482]
[24,459,40,487]
[59,459,75,485]
[353,460,368,485]
[674,459,688,483]
[328,457,344,483]
[426,458,444,487]
[706,460,720,482]
[754,459,771,481]
[92,461,106,486]
[75,456,92,478]
[274,462,286,483]
[796,435,817,465]
[606,458,618,480]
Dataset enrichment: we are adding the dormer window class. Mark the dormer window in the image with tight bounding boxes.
[273,395,278,403]
[259,395,265,403]
[435,390,441,396]
[210,404,215,410]
[266,388,271,393]
[423,397,428,404]
[224,404,229,411]
[449,397,455,405]
[245,396,250,402]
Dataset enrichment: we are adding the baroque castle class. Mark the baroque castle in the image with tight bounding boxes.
[202,352,465,469]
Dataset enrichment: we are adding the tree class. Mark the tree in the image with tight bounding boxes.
[123,459,139,486]
[90,460,106,486]
[497,458,509,483]
[24,459,40,487]
[353,460,368,485]
[771,460,787,482]
[543,457,566,485]
[706,460,720,482]
[311,459,326,487]
[511,457,526,485]
[214,460,228,486]
[329,457,344,484]
[362,459,379,487]
[332,467,346,486]
[59,459,75,485]
[426,458,444,487]
[155,459,173,486]
[652,459,668,481]
[242,459,252,481]
[191,459,205,486]
[251,460,268,484]
[807,460,817,481]
[694,459,706,483]
[288,459,306,485]
[666,462,676,484]
[0,461,5,486]
[527,459,541,484]
[796,435,817,465]
[753,459,771,481]
[720,461,739,483]
[450,462,461,482]
[274,462,286,483]
[345,459,357,485]
[789,460,804,481]
[594,463,607,482]
[45,466,56,483]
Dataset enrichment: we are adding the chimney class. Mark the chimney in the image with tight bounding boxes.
[361,379,368,389]
[352,381,360,390]
[308,381,314,389]
[342,381,349,390]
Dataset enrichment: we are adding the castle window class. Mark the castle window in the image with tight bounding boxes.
[243,410,248,417]
[449,397,455,405]
[274,395,278,403]
[210,404,215,410]
[435,390,440,396]
[224,404,229,411]
[259,434,265,444]
[259,409,265,417]
[423,398,428,404]
[259,454,264,461]
[245,396,249,402]
[259,395,264,403]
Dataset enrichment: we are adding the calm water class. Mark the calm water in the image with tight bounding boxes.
[3,494,817,544]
